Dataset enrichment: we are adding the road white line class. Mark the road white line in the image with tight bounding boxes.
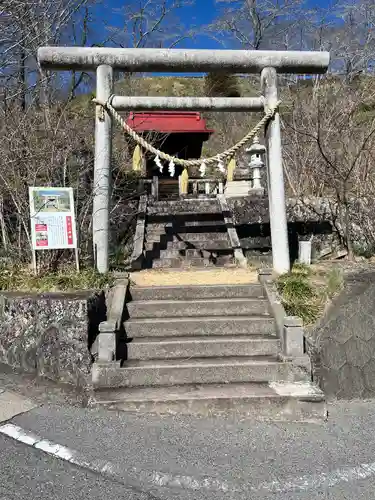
[149,470,232,492]
[0,423,143,492]
[2,422,375,495]
[254,462,375,493]
[0,423,116,473]
[149,462,375,494]
[0,424,74,461]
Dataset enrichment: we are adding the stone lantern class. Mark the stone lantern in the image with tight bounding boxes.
[246,135,266,193]
[225,135,266,198]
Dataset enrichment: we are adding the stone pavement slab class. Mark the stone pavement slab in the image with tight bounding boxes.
[0,389,38,423]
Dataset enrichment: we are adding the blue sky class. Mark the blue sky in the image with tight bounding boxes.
[91,0,332,51]
[70,0,335,84]
[92,0,222,49]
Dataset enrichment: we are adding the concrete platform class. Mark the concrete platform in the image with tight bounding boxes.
[91,381,327,421]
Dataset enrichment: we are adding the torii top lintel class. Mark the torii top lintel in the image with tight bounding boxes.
[37,47,330,75]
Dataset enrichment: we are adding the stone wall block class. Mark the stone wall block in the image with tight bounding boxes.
[36,326,60,380]
[0,291,103,390]
[320,338,347,371]
[337,364,365,398]
[345,337,372,368]
[308,272,375,399]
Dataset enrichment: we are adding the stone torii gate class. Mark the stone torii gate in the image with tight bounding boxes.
[37,47,330,274]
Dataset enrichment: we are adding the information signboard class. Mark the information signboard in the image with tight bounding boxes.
[29,187,78,250]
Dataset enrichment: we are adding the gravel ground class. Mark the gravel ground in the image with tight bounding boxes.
[130,268,259,286]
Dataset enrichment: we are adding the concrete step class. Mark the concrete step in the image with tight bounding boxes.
[146,232,230,243]
[149,257,206,269]
[240,236,272,250]
[92,381,327,421]
[150,198,219,205]
[125,315,275,338]
[153,248,233,259]
[130,284,264,301]
[147,213,225,224]
[148,207,222,215]
[145,239,231,251]
[92,357,307,388]
[246,253,273,264]
[145,231,229,247]
[148,200,220,211]
[146,221,227,232]
[127,297,269,318]
[149,256,234,269]
[127,336,281,360]
[150,198,220,206]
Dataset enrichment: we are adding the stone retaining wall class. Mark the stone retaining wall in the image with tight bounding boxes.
[308,271,375,399]
[0,291,106,390]
[229,195,375,257]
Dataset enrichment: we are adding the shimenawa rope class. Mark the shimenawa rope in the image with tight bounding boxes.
[93,95,280,172]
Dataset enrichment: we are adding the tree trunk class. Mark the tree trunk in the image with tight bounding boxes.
[343,199,354,260]
[19,47,26,112]
[0,197,8,251]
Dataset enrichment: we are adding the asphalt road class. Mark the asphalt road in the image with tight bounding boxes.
[0,434,153,500]
[1,398,375,500]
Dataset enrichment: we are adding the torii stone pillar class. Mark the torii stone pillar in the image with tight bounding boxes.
[261,67,289,274]
[94,65,113,273]
[37,47,329,274]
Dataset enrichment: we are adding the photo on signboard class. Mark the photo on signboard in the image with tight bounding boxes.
[32,189,71,213]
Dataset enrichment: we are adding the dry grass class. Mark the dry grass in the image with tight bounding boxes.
[0,264,114,292]
[276,263,344,325]
[130,267,259,286]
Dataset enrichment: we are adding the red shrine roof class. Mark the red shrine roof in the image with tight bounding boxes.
[126,111,214,134]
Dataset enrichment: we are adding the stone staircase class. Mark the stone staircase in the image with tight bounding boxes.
[143,197,235,269]
[92,282,326,421]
